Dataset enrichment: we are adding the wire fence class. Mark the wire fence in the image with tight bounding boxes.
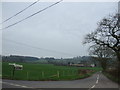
[2,70,79,80]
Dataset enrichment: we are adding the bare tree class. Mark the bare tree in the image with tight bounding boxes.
[84,13,120,64]
[89,45,115,58]
[89,45,115,70]
[83,13,120,83]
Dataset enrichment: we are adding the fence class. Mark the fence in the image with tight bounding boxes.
[2,70,78,80]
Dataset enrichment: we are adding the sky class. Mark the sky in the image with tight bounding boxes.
[1,1,118,58]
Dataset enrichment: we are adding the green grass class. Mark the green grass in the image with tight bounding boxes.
[2,62,102,81]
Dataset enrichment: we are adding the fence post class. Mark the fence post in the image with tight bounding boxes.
[42,71,44,78]
[67,70,69,75]
[63,71,64,76]
[12,66,15,78]
[72,70,73,75]
[27,72,29,80]
[11,71,13,79]
[57,71,59,78]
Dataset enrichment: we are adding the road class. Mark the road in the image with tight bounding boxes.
[1,72,120,89]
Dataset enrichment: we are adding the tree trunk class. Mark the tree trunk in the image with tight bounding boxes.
[116,53,120,62]
[98,58,107,71]
[116,52,120,84]
[117,61,120,84]
[101,59,107,71]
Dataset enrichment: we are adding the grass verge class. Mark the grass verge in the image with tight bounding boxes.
[102,71,119,84]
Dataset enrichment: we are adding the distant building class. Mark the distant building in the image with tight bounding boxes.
[69,62,95,67]
[70,63,84,67]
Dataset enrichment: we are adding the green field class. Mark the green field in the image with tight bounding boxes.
[2,62,102,81]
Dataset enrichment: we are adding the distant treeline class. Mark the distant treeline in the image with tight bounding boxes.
[2,55,39,62]
[1,55,101,66]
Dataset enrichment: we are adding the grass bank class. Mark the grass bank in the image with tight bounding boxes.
[102,71,119,84]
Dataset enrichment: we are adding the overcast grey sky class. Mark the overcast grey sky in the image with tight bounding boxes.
[2,1,118,58]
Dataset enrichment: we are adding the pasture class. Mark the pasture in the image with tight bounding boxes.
[2,62,102,80]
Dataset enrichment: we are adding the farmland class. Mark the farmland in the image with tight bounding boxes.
[2,62,102,81]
